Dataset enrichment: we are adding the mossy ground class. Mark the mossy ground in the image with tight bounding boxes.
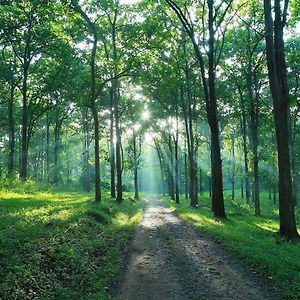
[165,192,300,300]
[0,184,143,300]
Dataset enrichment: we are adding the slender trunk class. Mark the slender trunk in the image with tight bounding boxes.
[8,78,15,177]
[156,143,165,196]
[109,87,116,198]
[291,119,297,205]
[133,132,139,200]
[175,101,180,204]
[238,90,250,203]
[231,136,235,200]
[174,138,179,203]
[82,109,90,191]
[91,39,101,202]
[111,15,123,202]
[20,64,29,180]
[184,150,189,199]
[194,149,199,205]
[114,96,122,202]
[241,179,244,199]
[91,103,101,202]
[182,73,197,207]
[66,142,71,183]
[247,69,260,215]
[168,135,175,200]
[199,168,203,195]
[71,0,101,202]
[46,113,50,182]
[253,84,260,215]
[166,0,226,215]
[54,120,60,184]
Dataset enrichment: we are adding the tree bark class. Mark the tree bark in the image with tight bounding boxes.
[109,87,116,198]
[264,0,298,238]
[114,90,123,202]
[246,58,260,215]
[20,62,29,180]
[53,118,61,184]
[206,0,226,217]
[174,98,180,204]
[231,135,235,200]
[46,113,50,182]
[238,88,251,203]
[184,149,189,199]
[8,77,15,177]
[133,131,139,200]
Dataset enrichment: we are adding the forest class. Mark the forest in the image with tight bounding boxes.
[0,0,299,299]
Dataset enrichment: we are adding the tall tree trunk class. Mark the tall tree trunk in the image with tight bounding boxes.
[207,0,225,217]
[238,89,251,203]
[82,109,91,191]
[199,167,203,195]
[90,41,101,202]
[247,67,260,215]
[66,141,71,183]
[109,87,116,198]
[20,63,29,180]
[155,142,165,196]
[182,75,197,207]
[241,179,244,199]
[174,133,179,204]
[231,135,235,200]
[253,76,261,215]
[46,113,50,182]
[53,119,61,184]
[71,0,101,202]
[8,78,15,177]
[264,0,298,238]
[133,132,139,200]
[166,0,226,214]
[184,150,189,199]
[114,91,123,202]
[111,13,123,202]
[168,134,175,200]
[174,99,180,204]
[291,117,298,205]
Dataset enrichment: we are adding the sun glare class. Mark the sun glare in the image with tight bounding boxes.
[142,110,151,120]
[120,0,140,4]
[144,132,153,143]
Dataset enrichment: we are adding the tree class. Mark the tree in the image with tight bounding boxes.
[71,0,101,202]
[165,0,234,217]
[263,0,299,238]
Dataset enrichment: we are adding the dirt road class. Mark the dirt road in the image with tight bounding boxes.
[117,196,281,300]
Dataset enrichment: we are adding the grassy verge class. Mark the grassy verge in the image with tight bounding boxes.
[164,192,300,300]
[0,188,143,300]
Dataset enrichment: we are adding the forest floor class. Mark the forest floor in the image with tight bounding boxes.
[0,185,143,299]
[117,196,281,300]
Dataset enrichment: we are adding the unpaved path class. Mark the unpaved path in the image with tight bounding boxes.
[117,196,282,300]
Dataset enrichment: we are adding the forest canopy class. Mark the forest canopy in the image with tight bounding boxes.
[0,0,299,238]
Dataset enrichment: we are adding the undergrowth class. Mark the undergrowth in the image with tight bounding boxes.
[0,186,143,300]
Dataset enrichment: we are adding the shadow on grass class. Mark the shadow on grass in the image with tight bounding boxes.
[165,194,300,300]
[0,191,143,300]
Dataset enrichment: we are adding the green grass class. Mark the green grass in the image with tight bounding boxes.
[164,192,300,300]
[0,187,143,300]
